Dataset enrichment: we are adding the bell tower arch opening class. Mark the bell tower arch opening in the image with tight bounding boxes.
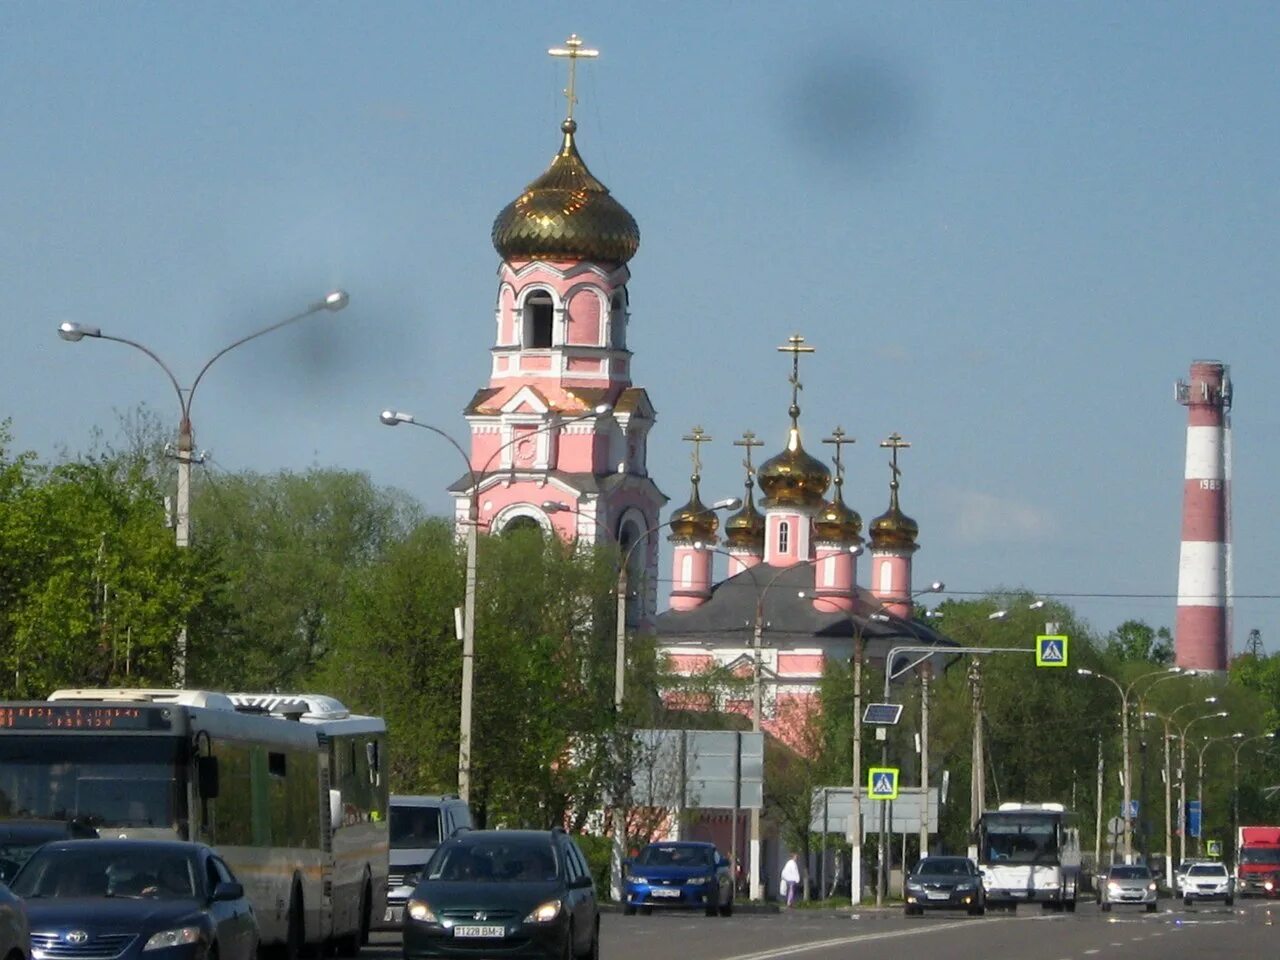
[523,290,555,348]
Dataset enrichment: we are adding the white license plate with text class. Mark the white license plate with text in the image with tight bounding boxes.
[650,888,680,898]
[454,925,505,938]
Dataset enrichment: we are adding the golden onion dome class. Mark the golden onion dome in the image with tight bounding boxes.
[724,480,766,551]
[668,477,719,543]
[491,119,640,265]
[869,485,919,550]
[813,478,863,544]
[757,425,831,509]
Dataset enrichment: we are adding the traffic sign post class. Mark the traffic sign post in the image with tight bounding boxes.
[1206,839,1222,858]
[1035,635,1069,667]
[868,767,899,801]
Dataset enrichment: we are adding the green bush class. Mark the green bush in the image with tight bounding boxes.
[574,833,615,899]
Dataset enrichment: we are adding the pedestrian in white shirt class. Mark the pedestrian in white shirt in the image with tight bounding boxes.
[780,852,801,907]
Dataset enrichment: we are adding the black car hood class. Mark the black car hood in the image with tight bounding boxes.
[909,873,978,885]
[418,881,562,914]
[25,897,204,931]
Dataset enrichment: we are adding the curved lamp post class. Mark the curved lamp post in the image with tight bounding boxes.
[1230,731,1276,863]
[1145,695,1218,887]
[58,289,350,685]
[380,402,611,804]
[1076,665,1185,863]
[542,498,740,901]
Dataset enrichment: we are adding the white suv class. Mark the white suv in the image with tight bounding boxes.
[1182,862,1234,906]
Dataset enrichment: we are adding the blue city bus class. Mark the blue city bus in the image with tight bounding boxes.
[0,689,388,957]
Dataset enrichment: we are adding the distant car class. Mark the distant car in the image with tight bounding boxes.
[403,828,598,960]
[0,820,98,884]
[622,841,733,917]
[8,839,259,960]
[383,795,474,928]
[1174,858,1213,895]
[904,856,986,916]
[0,880,30,960]
[1182,861,1234,906]
[1098,863,1159,912]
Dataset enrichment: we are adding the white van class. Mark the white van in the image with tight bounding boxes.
[382,795,473,925]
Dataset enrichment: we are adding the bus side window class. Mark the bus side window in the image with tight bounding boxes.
[366,742,380,785]
[268,753,286,778]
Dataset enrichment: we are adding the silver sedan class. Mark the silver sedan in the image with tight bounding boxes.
[1098,864,1159,912]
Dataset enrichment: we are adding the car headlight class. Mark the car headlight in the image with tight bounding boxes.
[1148,882,1158,892]
[687,875,712,885]
[407,899,438,923]
[524,899,562,923]
[143,927,202,951]
[1265,880,1275,891]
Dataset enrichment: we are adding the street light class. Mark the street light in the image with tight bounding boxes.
[379,401,611,804]
[1075,665,1183,863]
[1231,732,1276,863]
[1145,696,1220,886]
[800,579,944,905]
[58,289,350,685]
[541,496,739,900]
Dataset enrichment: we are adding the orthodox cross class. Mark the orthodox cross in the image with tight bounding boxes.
[776,333,815,418]
[682,425,712,480]
[733,429,764,478]
[548,34,599,121]
[823,426,855,487]
[880,431,911,488]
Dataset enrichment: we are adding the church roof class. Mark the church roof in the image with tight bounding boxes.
[654,563,954,666]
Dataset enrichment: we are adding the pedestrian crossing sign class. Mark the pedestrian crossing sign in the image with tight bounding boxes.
[1036,634,1069,667]
[868,767,899,800]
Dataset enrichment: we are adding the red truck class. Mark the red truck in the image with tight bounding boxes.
[1236,826,1280,897]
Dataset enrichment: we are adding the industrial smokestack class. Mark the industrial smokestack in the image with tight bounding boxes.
[1174,360,1232,671]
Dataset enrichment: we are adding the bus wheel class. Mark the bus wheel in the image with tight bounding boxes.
[334,881,369,957]
[284,884,305,960]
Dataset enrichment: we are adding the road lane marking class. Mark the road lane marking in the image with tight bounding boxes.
[1084,949,1099,954]
[709,917,1001,960]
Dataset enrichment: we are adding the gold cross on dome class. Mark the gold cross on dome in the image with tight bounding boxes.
[776,334,815,415]
[682,425,712,478]
[823,426,855,484]
[733,430,764,476]
[880,431,911,485]
[548,34,599,121]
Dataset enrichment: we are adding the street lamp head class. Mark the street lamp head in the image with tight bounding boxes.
[1027,599,1045,610]
[322,289,350,311]
[870,612,891,622]
[592,403,611,415]
[923,609,944,619]
[988,609,1008,620]
[1231,732,1245,739]
[1216,711,1229,717]
[57,321,101,342]
[542,501,571,513]
[1077,668,1094,677]
[928,581,945,593]
[379,410,414,426]
[1204,696,1218,704]
[711,497,742,511]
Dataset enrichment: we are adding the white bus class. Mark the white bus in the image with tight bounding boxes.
[0,689,388,958]
[975,802,1081,911]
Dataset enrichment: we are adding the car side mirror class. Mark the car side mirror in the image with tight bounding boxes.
[212,881,243,902]
[570,875,594,890]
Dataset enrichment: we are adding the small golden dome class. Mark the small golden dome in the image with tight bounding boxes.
[869,486,919,550]
[492,119,640,265]
[813,479,863,544]
[757,426,831,509]
[668,478,719,542]
[724,481,766,550]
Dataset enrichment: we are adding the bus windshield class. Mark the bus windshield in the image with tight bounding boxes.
[982,816,1059,864]
[0,736,185,830]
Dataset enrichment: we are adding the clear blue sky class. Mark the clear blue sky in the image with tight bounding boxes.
[3,3,1277,649]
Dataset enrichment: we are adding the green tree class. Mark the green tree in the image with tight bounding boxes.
[1104,620,1173,665]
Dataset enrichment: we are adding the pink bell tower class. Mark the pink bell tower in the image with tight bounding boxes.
[668,427,719,611]
[868,433,919,618]
[451,34,666,619]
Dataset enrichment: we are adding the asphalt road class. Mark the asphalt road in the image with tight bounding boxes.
[368,897,1279,960]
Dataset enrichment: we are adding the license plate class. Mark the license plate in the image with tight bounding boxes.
[454,925,505,938]
[384,907,403,923]
[650,888,680,898]
[1010,890,1028,897]
[926,892,951,900]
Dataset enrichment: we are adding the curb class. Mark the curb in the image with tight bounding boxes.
[601,902,781,914]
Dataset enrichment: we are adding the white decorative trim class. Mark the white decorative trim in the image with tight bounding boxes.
[489,503,556,535]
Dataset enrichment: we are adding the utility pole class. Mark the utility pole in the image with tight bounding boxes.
[968,659,984,857]
[919,663,931,861]
[1094,736,1104,870]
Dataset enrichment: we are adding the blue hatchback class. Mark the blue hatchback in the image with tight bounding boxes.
[623,842,733,917]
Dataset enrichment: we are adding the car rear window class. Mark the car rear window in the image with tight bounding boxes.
[1187,864,1227,877]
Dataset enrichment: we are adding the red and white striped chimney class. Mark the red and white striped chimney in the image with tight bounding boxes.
[1174,360,1232,671]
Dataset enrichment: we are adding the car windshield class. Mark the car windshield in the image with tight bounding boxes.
[426,839,557,883]
[1108,866,1150,879]
[390,807,442,849]
[10,847,198,899]
[914,859,971,876]
[636,845,714,867]
[1187,864,1227,877]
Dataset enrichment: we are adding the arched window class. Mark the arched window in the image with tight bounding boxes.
[619,521,643,627]
[523,291,554,348]
[609,291,627,349]
[501,516,543,539]
[878,560,893,593]
[778,521,790,555]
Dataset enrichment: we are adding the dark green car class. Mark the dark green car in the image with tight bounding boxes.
[402,829,599,960]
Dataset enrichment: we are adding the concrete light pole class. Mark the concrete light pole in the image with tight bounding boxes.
[1231,732,1275,863]
[58,289,350,685]
[380,402,611,803]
